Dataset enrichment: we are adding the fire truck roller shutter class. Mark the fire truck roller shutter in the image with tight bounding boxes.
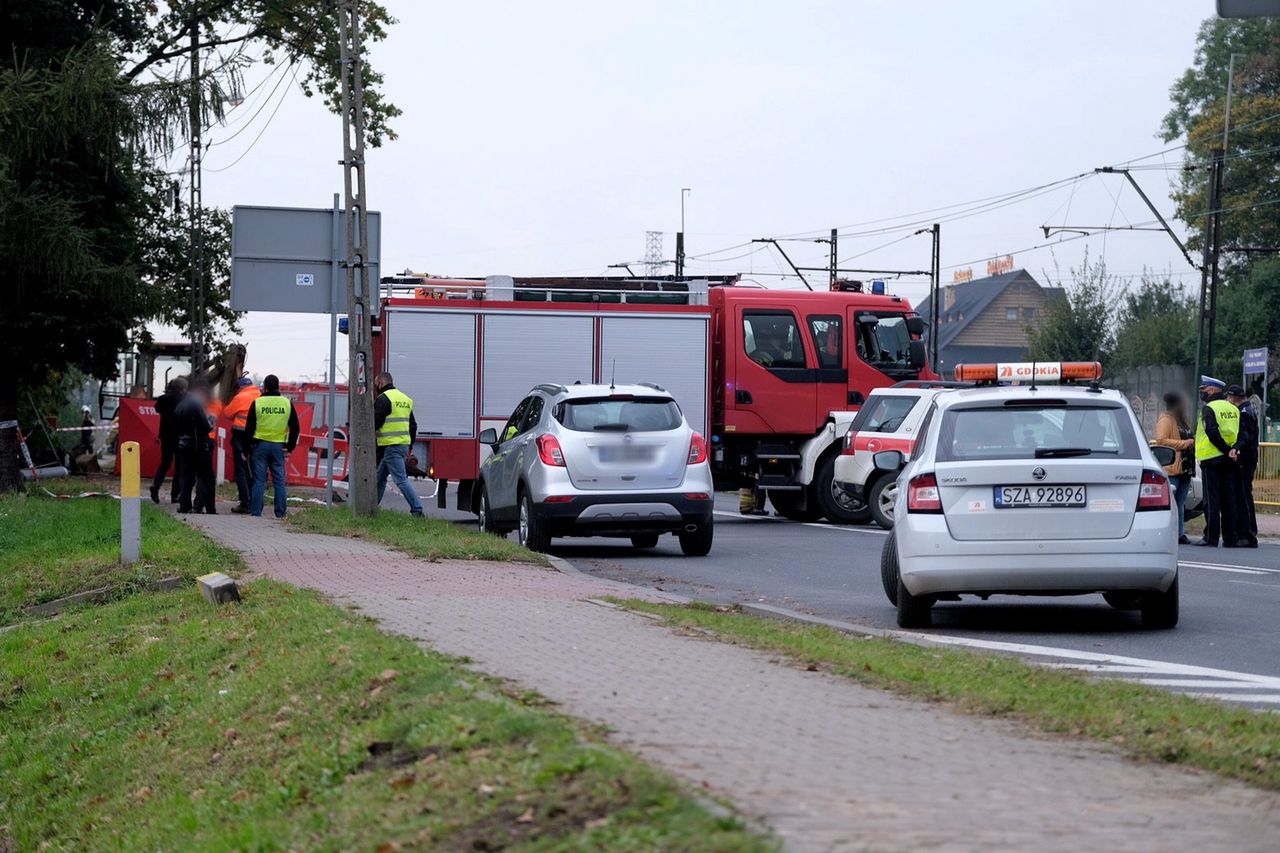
[599,316,709,435]
[482,314,595,419]
[385,311,478,438]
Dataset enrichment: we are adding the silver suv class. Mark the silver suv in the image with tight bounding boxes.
[476,383,715,555]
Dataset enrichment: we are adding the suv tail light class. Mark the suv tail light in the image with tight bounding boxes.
[687,432,708,465]
[536,435,566,467]
[906,473,942,513]
[1137,469,1170,511]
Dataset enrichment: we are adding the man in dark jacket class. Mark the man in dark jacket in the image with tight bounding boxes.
[1228,384,1260,547]
[174,379,216,514]
[149,377,187,504]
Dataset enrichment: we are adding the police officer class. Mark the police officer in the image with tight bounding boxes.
[1193,376,1243,548]
[373,371,424,517]
[245,374,300,518]
[1228,383,1260,548]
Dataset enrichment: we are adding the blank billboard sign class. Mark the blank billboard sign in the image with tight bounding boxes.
[230,205,380,314]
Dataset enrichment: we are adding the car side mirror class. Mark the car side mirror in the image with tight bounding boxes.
[1150,445,1176,467]
[872,450,904,472]
[908,339,927,370]
[479,428,498,446]
[905,316,926,336]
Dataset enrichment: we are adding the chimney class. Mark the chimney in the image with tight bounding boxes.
[943,285,957,313]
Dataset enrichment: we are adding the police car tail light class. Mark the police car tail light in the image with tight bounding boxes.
[907,473,942,513]
[687,432,708,465]
[1137,469,1170,511]
[537,435,566,467]
[842,429,855,455]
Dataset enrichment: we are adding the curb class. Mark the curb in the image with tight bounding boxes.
[544,553,693,605]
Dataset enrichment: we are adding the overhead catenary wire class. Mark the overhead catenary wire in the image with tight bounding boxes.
[205,61,302,173]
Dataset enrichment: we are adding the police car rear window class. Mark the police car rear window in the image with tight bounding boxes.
[935,403,1140,462]
[850,394,919,434]
[555,397,683,432]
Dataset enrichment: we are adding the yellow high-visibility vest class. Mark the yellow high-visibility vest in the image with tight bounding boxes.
[252,396,292,444]
[377,388,413,447]
[1194,397,1239,463]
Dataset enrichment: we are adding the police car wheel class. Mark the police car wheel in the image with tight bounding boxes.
[880,534,899,605]
[1140,577,1179,629]
[896,577,932,628]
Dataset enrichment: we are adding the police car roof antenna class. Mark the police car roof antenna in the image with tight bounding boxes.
[610,360,616,392]
[1029,359,1038,392]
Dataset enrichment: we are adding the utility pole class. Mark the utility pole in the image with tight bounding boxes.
[829,228,838,288]
[338,0,377,516]
[929,223,940,369]
[1193,147,1226,409]
[188,4,204,374]
[676,188,690,276]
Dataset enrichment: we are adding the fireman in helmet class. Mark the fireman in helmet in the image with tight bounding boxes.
[374,372,424,517]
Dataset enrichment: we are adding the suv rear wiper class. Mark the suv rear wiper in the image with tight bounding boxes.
[1034,447,1118,458]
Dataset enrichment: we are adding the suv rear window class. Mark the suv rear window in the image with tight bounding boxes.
[935,403,1140,462]
[555,397,683,432]
[850,394,919,433]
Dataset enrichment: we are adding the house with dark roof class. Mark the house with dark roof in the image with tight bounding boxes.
[915,268,1063,376]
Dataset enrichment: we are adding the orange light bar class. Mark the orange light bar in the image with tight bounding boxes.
[953,361,1102,383]
[953,363,997,382]
[1060,361,1103,381]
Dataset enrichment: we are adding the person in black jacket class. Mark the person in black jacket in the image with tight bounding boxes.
[1228,384,1260,547]
[173,379,216,514]
[149,377,187,503]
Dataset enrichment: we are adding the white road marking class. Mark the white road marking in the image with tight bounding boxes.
[1179,563,1268,576]
[1179,559,1280,574]
[898,630,1280,704]
[711,511,889,535]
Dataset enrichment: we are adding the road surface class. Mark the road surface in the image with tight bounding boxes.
[388,487,1280,704]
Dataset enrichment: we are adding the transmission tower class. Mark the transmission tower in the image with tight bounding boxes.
[643,231,664,278]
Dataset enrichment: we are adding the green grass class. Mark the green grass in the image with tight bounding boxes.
[0,490,242,626]
[0,584,768,851]
[285,505,549,566]
[613,599,1280,792]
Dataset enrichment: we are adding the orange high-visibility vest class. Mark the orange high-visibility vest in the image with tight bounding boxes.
[206,399,224,440]
[225,385,261,431]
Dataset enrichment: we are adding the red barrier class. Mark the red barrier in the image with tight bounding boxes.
[117,397,263,483]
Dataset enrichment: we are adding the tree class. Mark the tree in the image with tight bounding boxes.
[1210,257,1280,416]
[1162,17,1280,257]
[0,40,156,492]
[1027,254,1119,366]
[1110,276,1195,371]
[1,1,399,493]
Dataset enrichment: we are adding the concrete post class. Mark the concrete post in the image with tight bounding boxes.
[120,441,141,564]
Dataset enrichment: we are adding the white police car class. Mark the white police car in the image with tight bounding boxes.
[879,362,1179,629]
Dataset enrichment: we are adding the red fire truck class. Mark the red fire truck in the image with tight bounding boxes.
[368,274,935,523]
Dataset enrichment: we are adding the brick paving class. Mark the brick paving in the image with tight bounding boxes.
[184,512,1280,852]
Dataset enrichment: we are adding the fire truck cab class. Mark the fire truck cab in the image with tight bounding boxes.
[368,274,934,524]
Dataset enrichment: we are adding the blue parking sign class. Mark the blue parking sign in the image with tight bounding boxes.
[1244,347,1268,373]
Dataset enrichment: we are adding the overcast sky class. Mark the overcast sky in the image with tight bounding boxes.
[185,0,1215,382]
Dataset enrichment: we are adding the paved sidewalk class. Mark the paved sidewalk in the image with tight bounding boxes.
[185,513,1280,852]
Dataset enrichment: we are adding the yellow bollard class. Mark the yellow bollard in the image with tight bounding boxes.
[120,441,140,563]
